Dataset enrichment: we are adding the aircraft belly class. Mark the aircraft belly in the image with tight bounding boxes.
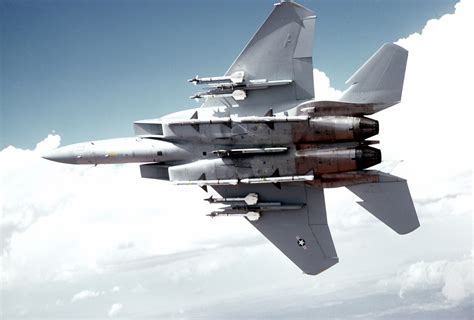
[159,116,377,146]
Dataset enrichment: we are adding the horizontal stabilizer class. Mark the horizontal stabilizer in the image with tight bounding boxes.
[346,172,419,234]
[339,43,408,111]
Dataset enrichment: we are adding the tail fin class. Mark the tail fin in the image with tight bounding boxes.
[339,43,408,112]
[346,172,419,235]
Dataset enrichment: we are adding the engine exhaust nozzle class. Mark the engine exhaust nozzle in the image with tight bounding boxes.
[355,146,381,170]
[354,117,379,140]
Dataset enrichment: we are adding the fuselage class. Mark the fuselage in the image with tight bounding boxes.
[43,104,381,185]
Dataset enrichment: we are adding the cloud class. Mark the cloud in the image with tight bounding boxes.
[313,69,342,100]
[33,134,61,154]
[376,0,473,181]
[71,289,105,303]
[0,134,63,255]
[111,286,120,293]
[108,303,123,318]
[0,135,259,287]
[398,253,474,302]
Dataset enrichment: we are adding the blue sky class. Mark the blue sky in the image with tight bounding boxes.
[1,0,458,149]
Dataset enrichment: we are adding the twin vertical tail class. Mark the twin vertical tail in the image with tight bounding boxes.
[339,43,409,112]
[339,44,418,234]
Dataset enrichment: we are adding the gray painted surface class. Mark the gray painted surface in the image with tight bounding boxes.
[347,172,420,234]
[212,183,338,275]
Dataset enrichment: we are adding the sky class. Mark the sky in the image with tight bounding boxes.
[1,0,459,149]
[1,0,473,319]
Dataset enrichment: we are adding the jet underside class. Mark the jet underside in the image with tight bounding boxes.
[43,0,419,275]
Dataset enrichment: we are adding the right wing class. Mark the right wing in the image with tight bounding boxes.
[211,183,338,275]
[203,1,316,114]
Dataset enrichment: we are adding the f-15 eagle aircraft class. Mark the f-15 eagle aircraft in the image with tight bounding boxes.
[43,0,420,275]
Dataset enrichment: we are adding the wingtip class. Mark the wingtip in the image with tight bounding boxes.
[276,0,315,16]
[395,221,421,235]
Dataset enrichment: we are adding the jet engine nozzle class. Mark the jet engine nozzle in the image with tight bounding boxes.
[295,146,381,174]
[297,116,379,143]
[354,117,379,140]
[355,146,381,170]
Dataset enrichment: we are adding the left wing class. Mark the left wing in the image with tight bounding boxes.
[203,1,316,114]
[211,183,338,275]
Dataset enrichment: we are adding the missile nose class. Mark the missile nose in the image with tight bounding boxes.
[42,147,77,164]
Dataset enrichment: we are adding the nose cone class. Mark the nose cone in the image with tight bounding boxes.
[42,147,77,164]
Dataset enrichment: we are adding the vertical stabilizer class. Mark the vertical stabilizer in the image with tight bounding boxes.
[339,43,408,112]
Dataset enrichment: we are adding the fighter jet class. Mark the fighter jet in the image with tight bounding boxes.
[43,0,419,275]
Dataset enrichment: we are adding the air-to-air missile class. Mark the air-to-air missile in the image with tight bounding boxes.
[43,0,419,276]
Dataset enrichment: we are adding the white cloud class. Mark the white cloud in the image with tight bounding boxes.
[111,286,120,293]
[33,134,61,154]
[376,0,473,183]
[398,253,474,302]
[373,253,474,314]
[108,303,123,318]
[313,69,342,100]
[71,289,104,302]
[0,134,63,256]
[0,135,258,287]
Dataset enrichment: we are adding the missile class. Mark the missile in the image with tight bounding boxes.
[187,71,245,85]
[211,147,288,157]
[225,203,305,211]
[207,202,304,221]
[188,75,198,85]
[240,174,314,184]
[189,89,246,101]
[176,174,315,186]
[207,211,261,221]
[205,193,259,205]
[174,179,239,186]
[189,93,203,100]
[209,203,305,212]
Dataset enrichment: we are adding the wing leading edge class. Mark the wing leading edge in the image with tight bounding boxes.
[211,183,338,275]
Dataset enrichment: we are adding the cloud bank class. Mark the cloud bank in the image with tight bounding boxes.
[398,253,474,302]
[1,0,472,318]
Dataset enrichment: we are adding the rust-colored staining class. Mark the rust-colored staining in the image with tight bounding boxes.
[290,116,378,143]
[295,148,358,175]
[294,146,381,175]
[306,171,380,188]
